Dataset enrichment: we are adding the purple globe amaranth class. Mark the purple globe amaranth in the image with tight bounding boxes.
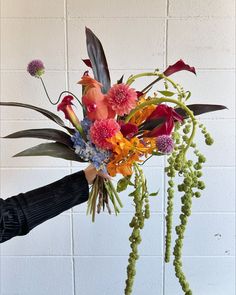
[156,135,174,154]
[27,59,45,78]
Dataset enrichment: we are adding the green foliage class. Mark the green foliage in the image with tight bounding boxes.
[117,176,132,193]
[158,90,175,97]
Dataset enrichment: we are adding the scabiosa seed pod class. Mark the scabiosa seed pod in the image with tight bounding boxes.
[156,135,174,154]
[27,59,45,78]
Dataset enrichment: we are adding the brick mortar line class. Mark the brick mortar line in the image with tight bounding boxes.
[0,16,235,20]
[1,255,235,258]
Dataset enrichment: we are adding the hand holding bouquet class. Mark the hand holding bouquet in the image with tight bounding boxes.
[0,28,227,295]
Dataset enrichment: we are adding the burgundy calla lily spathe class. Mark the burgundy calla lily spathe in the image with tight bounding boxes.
[57,96,82,132]
[163,59,196,77]
[145,104,183,137]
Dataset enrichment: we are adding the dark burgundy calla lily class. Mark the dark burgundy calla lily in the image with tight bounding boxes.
[163,59,196,77]
[144,104,183,137]
[57,96,82,133]
[120,122,139,139]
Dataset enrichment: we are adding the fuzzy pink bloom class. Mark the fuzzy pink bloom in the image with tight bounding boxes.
[156,135,174,154]
[90,119,120,150]
[106,83,137,116]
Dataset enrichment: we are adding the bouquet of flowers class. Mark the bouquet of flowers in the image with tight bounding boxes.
[0,28,226,295]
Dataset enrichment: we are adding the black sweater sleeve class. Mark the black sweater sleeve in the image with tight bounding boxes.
[0,170,89,243]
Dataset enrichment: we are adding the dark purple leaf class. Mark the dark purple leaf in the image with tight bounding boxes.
[164,59,196,76]
[175,104,227,118]
[0,101,74,134]
[85,27,111,93]
[4,128,73,148]
[139,117,165,131]
[13,142,85,162]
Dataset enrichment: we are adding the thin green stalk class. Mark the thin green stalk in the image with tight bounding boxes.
[39,77,84,108]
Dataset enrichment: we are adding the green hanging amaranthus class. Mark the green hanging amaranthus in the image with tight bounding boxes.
[117,71,215,295]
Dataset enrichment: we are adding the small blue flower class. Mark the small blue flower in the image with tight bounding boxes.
[71,131,86,148]
[72,130,111,171]
[81,118,92,134]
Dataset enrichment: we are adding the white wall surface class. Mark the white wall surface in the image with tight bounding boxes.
[0,1,235,294]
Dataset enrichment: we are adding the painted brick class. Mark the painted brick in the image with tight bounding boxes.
[0,19,65,70]
[0,257,74,295]
[168,19,235,68]
[169,0,235,17]
[1,0,65,18]
[169,213,235,256]
[165,257,235,295]
[67,0,166,17]
[74,256,163,295]
[73,213,163,256]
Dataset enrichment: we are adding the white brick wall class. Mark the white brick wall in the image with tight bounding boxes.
[0,1,235,294]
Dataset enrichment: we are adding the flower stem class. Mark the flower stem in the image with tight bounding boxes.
[39,77,84,108]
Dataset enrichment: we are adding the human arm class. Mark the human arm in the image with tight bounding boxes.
[0,169,93,243]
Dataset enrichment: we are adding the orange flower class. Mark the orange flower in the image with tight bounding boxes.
[129,97,156,126]
[78,74,115,121]
[107,132,156,176]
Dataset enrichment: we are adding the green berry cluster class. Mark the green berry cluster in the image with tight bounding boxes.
[198,123,214,146]
[125,164,150,295]
[164,117,213,295]
[173,156,205,295]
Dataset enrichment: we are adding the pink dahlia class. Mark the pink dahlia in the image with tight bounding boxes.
[90,119,120,150]
[106,83,137,116]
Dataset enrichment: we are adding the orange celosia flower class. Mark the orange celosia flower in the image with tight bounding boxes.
[107,132,156,176]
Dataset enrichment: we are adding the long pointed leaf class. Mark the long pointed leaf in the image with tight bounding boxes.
[175,104,227,118]
[4,128,73,148]
[86,27,111,93]
[0,102,74,134]
[13,142,85,162]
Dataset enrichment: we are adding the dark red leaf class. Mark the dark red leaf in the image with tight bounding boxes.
[82,59,92,68]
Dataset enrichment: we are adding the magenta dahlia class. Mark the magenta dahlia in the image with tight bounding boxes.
[106,83,137,116]
[90,119,120,150]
